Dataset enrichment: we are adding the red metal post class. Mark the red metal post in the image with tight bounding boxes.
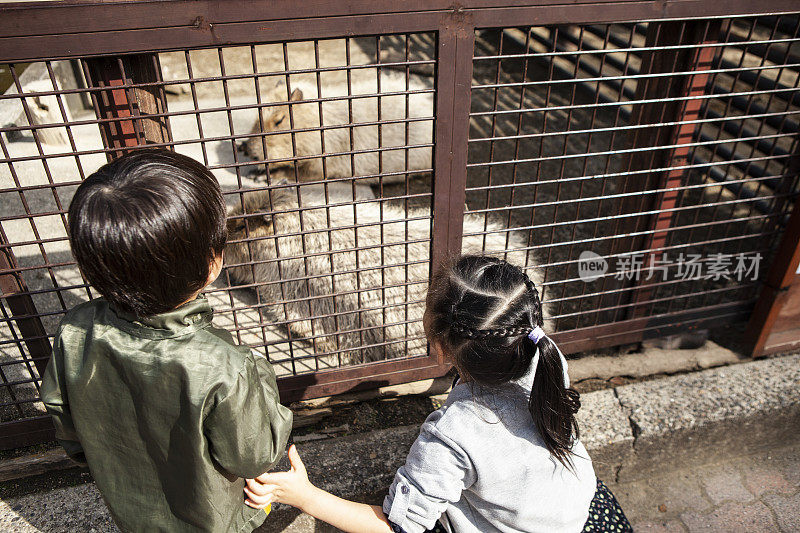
[606,21,720,328]
[0,239,51,377]
[0,234,56,450]
[83,54,171,158]
[628,21,721,319]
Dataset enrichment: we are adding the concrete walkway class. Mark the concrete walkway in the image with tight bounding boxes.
[271,442,800,533]
[1,443,797,532]
[609,443,800,532]
[1,353,798,532]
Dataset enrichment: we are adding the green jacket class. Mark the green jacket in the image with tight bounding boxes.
[41,297,293,532]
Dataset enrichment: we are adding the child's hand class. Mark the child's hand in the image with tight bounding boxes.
[243,480,275,510]
[244,444,315,511]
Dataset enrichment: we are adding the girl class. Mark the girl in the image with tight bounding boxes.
[245,255,631,532]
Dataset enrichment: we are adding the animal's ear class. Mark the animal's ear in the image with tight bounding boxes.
[257,183,290,223]
[290,88,303,101]
[262,182,298,218]
[252,196,275,228]
[227,212,248,234]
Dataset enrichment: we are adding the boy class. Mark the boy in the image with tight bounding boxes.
[41,149,293,532]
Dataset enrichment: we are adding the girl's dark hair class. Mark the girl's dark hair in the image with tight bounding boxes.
[68,149,227,317]
[425,255,581,468]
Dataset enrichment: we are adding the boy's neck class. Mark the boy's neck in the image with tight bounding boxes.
[175,291,202,310]
[173,252,223,310]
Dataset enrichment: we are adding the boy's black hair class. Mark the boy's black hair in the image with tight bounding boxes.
[425,255,580,469]
[68,149,227,317]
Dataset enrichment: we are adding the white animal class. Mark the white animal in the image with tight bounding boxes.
[224,182,543,364]
[241,73,434,185]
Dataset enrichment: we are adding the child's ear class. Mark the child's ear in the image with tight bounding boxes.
[431,340,447,361]
[207,252,224,285]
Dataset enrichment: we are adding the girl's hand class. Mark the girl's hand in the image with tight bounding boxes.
[247,445,392,532]
[243,480,274,510]
[245,444,315,511]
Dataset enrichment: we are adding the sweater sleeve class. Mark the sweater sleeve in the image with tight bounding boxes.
[204,351,293,478]
[40,331,86,465]
[383,415,476,533]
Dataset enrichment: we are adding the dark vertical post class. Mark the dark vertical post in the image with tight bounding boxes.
[744,193,800,356]
[431,14,474,264]
[430,12,474,364]
[83,54,171,159]
[608,21,720,327]
[0,236,51,376]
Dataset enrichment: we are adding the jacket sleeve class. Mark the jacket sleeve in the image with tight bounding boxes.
[382,416,476,533]
[204,351,293,478]
[40,332,86,465]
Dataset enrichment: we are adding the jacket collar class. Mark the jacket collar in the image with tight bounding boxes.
[107,296,214,340]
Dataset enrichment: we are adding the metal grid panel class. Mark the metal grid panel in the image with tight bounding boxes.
[0,33,437,438]
[466,15,800,346]
[1,1,799,448]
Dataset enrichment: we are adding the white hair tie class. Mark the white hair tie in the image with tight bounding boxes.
[528,326,570,388]
[527,326,546,344]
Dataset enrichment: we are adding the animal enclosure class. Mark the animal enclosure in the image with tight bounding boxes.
[1,0,800,449]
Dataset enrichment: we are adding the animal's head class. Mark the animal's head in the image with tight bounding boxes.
[239,88,305,170]
[224,183,300,281]
[264,87,303,132]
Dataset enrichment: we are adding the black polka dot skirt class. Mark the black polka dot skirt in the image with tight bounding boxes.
[582,478,633,532]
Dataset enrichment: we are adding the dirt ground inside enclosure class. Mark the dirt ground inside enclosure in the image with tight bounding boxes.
[1,25,798,421]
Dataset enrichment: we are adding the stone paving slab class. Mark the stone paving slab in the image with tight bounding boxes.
[575,387,634,481]
[609,443,799,533]
[616,353,800,481]
[0,483,114,533]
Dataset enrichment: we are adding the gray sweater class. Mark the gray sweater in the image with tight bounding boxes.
[382,349,596,533]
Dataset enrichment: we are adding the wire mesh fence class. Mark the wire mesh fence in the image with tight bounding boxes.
[0,2,798,448]
[0,34,440,435]
[467,16,800,347]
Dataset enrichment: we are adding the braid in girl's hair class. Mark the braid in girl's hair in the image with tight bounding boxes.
[425,255,581,468]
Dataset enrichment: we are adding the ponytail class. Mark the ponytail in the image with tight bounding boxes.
[528,335,581,469]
